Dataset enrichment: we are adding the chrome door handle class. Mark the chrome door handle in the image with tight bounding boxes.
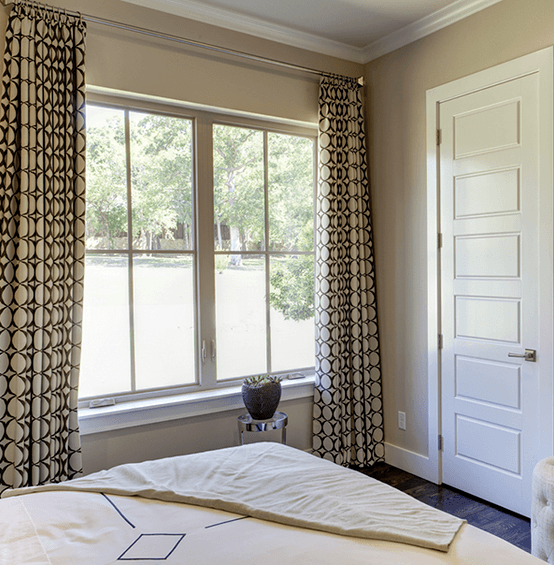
[508,349,536,362]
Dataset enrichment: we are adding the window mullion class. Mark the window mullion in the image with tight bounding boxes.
[196,116,217,388]
[124,109,138,393]
[264,131,272,373]
[80,96,317,403]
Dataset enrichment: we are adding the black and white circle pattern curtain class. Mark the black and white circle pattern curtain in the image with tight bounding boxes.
[0,1,86,492]
[313,76,384,467]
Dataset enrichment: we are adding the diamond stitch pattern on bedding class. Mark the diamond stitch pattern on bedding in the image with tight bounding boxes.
[3,442,464,552]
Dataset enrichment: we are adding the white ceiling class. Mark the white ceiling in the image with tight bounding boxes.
[120,0,503,63]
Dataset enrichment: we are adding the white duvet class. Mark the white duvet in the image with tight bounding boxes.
[0,443,543,565]
[3,442,463,552]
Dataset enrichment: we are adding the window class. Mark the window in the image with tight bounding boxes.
[80,97,316,401]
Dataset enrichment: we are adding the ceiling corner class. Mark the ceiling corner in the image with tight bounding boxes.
[361,0,505,64]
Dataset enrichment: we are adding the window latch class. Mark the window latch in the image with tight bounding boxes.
[202,340,207,363]
[211,339,216,361]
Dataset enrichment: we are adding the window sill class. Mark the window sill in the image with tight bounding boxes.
[78,376,315,435]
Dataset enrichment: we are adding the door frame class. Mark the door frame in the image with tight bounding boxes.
[426,47,553,485]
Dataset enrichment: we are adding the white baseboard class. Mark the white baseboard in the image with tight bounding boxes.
[384,442,438,484]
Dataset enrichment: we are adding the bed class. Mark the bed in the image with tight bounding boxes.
[0,442,543,564]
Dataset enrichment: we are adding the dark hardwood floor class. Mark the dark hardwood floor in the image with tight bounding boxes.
[356,462,531,553]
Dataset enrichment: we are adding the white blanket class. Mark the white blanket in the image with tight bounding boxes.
[2,442,464,552]
[0,498,50,565]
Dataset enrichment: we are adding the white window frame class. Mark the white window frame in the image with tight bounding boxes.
[78,88,317,433]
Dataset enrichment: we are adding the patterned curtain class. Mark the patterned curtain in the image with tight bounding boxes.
[313,76,384,467]
[0,1,86,492]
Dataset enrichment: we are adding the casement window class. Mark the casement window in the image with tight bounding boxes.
[79,96,316,403]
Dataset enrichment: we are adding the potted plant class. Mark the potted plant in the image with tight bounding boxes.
[241,374,282,420]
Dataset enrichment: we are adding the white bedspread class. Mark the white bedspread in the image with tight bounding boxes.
[2,442,463,552]
[2,490,541,565]
[0,498,50,565]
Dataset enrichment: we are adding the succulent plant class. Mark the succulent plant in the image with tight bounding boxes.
[243,374,283,387]
[242,374,283,419]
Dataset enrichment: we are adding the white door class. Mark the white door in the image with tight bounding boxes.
[439,68,551,516]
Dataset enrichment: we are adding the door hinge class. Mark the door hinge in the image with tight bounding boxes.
[437,129,442,145]
[438,334,443,350]
[438,434,443,451]
[437,233,442,249]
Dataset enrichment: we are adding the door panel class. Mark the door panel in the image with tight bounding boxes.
[456,416,520,473]
[455,234,519,278]
[453,98,520,157]
[440,74,540,516]
[455,296,520,343]
[454,167,520,218]
[455,356,520,409]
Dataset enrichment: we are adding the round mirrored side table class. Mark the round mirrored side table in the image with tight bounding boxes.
[237,411,288,445]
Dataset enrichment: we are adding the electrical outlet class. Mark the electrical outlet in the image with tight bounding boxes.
[398,411,406,431]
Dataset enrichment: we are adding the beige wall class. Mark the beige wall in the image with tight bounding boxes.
[0,0,363,474]
[6,0,551,477]
[81,398,313,474]
[365,0,554,461]
[0,0,361,123]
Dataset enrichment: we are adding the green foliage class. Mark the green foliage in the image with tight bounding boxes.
[213,125,264,253]
[86,106,193,250]
[266,133,315,321]
[86,107,315,321]
[85,112,127,248]
[267,132,314,252]
[270,254,315,321]
[243,374,283,387]
[130,112,193,249]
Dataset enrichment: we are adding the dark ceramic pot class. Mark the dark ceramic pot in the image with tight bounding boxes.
[241,381,282,420]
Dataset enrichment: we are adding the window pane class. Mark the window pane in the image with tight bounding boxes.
[213,125,264,252]
[270,255,315,372]
[134,255,196,390]
[215,254,267,380]
[268,133,314,252]
[85,105,128,250]
[130,112,194,251]
[83,101,316,402]
[80,255,132,397]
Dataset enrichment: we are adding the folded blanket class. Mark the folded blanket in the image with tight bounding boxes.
[2,442,464,552]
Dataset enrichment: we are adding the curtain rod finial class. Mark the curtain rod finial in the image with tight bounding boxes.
[357,76,365,87]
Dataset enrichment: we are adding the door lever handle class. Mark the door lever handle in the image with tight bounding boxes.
[508,349,536,362]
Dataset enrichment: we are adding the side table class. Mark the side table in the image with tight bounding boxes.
[237,411,288,445]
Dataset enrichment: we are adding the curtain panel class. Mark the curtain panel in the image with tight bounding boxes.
[0,2,86,492]
[313,76,384,467]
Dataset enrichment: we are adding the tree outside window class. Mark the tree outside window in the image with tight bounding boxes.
[80,102,315,399]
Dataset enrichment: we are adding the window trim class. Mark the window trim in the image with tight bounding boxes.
[78,374,315,435]
[80,87,318,413]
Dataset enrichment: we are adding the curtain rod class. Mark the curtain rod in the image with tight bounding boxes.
[2,0,364,86]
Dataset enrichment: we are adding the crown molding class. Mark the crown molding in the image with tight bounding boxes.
[361,0,504,63]
[119,0,504,65]
[119,0,366,63]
